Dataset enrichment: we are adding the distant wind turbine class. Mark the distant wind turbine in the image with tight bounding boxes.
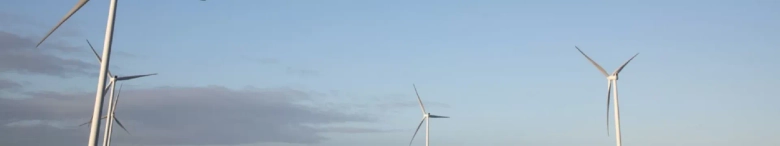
[575,46,638,146]
[408,84,449,146]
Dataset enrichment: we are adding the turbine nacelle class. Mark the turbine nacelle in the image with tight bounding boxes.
[607,75,618,81]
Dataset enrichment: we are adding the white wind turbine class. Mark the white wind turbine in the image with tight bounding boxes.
[86,40,156,146]
[575,46,638,146]
[408,84,449,146]
[37,1,114,145]
[79,84,130,146]
[37,1,201,145]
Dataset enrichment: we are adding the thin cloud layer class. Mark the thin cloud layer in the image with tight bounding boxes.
[0,31,92,77]
[0,86,379,146]
[0,79,21,90]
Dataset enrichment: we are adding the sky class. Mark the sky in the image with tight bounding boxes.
[1,0,779,146]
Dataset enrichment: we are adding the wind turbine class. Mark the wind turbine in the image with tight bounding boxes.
[79,84,130,146]
[408,84,449,146]
[37,1,120,146]
[575,46,638,146]
[37,1,195,146]
[86,40,155,146]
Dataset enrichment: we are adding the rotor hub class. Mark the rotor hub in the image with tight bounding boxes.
[607,75,618,80]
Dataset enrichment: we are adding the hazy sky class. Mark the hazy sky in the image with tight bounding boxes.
[1,0,779,146]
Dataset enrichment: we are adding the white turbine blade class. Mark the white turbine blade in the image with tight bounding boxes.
[611,53,640,75]
[37,0,91,48]
[408,117,426,146]
[575,46,610,77]
[113,116,130,135]
[412,84,427,114]
[111,83,123,113]
[428,114,449,118]
[116,73,158,81]
[606,80,613,136]
[78,116,108,127]
[85,39,114,77]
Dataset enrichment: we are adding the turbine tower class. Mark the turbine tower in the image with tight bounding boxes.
[79,84,129,146]
[86,40,155,146]
[408,84,449,146]
[575,46,638,146]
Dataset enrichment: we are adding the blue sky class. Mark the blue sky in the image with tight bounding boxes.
[2,0,780,146]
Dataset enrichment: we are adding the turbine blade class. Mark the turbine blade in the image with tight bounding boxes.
[413,84,427,114]
[111,83,123,113]
[78,116,108,127]
[78,120,91,127]
[606,80,613,136]
[37,0,91,48]
[409,117,426,146]
[428,114,449,118]
[116,73,158,81]
[85,39,101,62]
[612,53,639,75]
[575,46,609,77]
[86,39,114,77]
[113,116,131,135]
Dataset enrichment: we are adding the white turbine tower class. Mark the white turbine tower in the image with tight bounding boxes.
[86,40,156,146]
[575,46,638,146]
[408,84,449,146]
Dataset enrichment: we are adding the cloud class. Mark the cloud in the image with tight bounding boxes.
[0,31,93,77]
[0,12,387,146]
[0,79,22,91]
[0,122,85,146]
[0,85,381,146]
